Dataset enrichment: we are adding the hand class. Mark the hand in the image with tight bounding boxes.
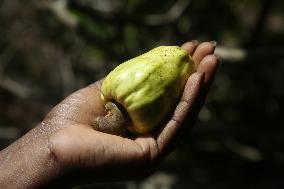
[0,41,219,188]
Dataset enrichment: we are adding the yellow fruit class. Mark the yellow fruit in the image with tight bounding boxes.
[99,46,195,134]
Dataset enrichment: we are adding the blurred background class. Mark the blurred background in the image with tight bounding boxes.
[0,0,284,188]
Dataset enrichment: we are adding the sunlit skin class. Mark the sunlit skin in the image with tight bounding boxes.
[0,41,219,189]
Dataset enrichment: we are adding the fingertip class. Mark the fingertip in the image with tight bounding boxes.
[181,40,199,56]
[200,54,220,65]
[193,41,217,66]
[209,40,217,47]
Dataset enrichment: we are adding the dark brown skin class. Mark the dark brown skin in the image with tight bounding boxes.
[0,41,219,188]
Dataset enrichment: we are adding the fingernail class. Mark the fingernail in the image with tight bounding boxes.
[212,54,222,66]
[213,54,222,64]
[191,40,199,45]
[210,41,217,46]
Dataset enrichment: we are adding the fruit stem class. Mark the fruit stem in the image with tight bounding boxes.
[93,102,129,135]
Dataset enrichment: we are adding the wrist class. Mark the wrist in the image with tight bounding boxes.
[0,124,61,189]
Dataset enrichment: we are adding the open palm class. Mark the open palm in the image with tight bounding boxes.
[37,41,219,187]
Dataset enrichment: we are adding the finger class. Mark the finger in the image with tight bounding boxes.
[181,40,199,56]
[156,72,204,154]
[197,54,220,90]
[193,41,217,67]
[178,55,220,140]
